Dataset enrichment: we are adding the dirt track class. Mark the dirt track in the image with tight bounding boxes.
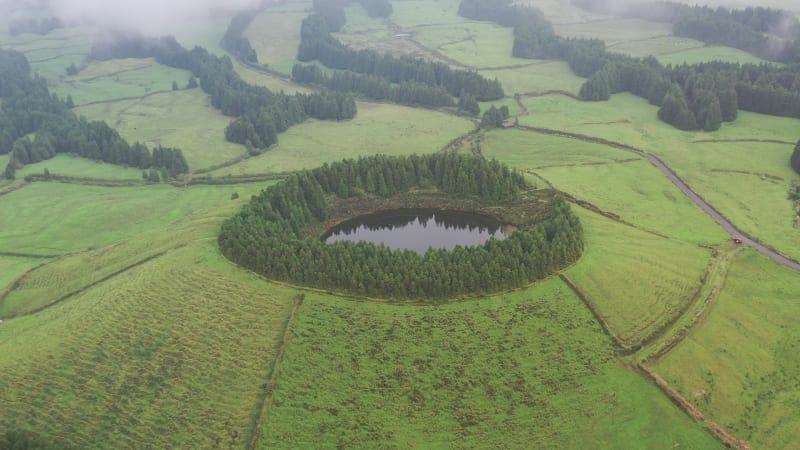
[517,125,800,273]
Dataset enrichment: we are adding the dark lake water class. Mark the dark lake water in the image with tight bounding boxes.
[322,209,507,254]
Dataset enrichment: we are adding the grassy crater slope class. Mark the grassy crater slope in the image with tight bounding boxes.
[653,249,800,449]
[258,279,720,449]
[0,238,298,449]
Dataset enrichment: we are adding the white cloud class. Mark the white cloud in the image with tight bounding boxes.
[4,0,261,34]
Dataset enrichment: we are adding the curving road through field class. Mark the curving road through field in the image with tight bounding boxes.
[517,125,800,272]
[644,153,800,272]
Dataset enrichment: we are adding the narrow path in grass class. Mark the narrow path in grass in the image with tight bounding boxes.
[247,292,305,450]
[640,246,742,363]
[516,125,800,272]
[0,249,173,320]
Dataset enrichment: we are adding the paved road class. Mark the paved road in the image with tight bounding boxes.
[518,125,800,272]
[644,153,800,272]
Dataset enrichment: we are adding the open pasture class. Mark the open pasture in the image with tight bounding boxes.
[656,45,766,65]
[0,201,241,318]
[52,58,192,106]
[519,93,800,259]
[0,180,273,256]
[653,249,800,449]
[15,155,145,181]
[234,60,310,94]
[480,61,585,96]
[566,207,714,349]
[259,279,720,449]
[75,89,247,171]
[481,127,628,169]
[210,102,474,176]
[554,18,672,45]
[0,257,43,294]
[335,6,443,61]
[537,159,728,244]
[0,26,95,80]
[246,2,310,75]
[0,239,298,449]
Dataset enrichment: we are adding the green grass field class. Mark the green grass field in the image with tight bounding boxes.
[519,93,800,258]
[480,61,585,95]
[481,128,630,168]
[51,58,193,106]
[537,160,728,243]
[74,89,248,171]
[0,26,95,80]
[210,102,474,176]
[554,18,673,45]
[0,256,43,293]
[246,2,310,75]
[0,181,272,255]
[0,238,299,449]
[657,45,766,65]
[1,0,798,447]
[653,249,800,449]
[15,155,146,181]
[259,279,720,449]
[566,207,713,349]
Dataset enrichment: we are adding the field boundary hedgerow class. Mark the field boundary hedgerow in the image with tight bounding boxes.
[559,273,626,352]
[637,363,751,450]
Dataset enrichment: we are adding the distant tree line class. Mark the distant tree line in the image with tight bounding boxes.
[295,0,504,108]
[459,0,800,131]
[791,139,800,175]
[88,33,356,150]
[0,50,188,179]
[8,17,64,36]
[292,63,455,108]
[219,153,582,299]
[572,0,800,64]
[221,10,259,63]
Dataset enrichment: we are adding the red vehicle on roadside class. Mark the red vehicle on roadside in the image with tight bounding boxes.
[733,238,743,244]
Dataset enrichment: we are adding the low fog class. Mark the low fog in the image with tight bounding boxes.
[1,0,262,35]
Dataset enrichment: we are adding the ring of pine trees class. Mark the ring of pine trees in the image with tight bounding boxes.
[218,154,584,300]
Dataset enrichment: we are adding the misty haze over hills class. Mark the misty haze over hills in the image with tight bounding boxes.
[1,0,798,36]
[0,0,261,34]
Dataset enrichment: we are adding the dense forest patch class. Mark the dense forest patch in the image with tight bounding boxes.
[219,154,583,299]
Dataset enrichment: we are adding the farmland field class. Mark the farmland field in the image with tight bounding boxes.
[653,249,800,449]
[536,159,727,243]
[51,58,193,106]
[0,257,43,293]
[210,102,474,176]
[1,0,799,447]
[566,207,714,349]
[258,280,720,449]
[480,61,585,96]
[75,89,248,171]
[518,93,800,259]
[15,155,146,181]
[0,181,273,255]
[246,2,310,75]
[0,239,299,449]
